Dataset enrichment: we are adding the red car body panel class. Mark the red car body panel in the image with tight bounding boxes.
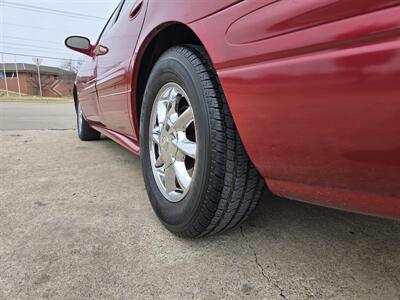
[75,0,400,219]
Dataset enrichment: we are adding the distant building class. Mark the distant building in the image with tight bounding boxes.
[0,63,76,97]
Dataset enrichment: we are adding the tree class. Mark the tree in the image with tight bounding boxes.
[60,59,84,74]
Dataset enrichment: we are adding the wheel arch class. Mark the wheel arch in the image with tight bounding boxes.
[132,23,207,131]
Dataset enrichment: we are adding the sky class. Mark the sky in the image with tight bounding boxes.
[0,0,120,68]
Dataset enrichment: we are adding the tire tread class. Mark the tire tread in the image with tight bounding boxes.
[163,45,265,237]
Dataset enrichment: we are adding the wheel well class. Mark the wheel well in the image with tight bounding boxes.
[135,24,203,122]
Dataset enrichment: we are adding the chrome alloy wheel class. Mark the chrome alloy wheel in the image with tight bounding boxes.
[77,103,83,133]
[149,82,197,203]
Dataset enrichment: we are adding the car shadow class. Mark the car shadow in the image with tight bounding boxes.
[251,190,399,235]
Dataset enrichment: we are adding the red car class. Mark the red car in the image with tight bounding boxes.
[66,0,400,237]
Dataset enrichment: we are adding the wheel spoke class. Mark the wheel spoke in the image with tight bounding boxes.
[165,87,180,120]
[164,166,177,193]
[152,127,161,144]
[166,102,177,121]
[155,155,164,168]
[174,107,193,131]
[168,87,178,101]
[157,100,168,125]
[173,137,197,159]
[161,87,173,100]
[173,161,191,192]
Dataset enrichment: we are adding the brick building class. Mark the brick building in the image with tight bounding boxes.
[0,63,76,97]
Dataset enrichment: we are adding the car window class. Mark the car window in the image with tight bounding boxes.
[96,0,125,43]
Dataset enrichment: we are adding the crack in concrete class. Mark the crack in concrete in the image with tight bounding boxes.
[240,226,288,299]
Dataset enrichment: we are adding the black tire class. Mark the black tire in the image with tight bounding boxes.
[76,99,100,141]
[140,45,265,238]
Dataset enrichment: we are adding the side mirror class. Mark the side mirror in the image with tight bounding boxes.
[65,36,93,56]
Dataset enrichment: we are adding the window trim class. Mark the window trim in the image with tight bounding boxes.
[96,0,126,44]
[115,0,128,23]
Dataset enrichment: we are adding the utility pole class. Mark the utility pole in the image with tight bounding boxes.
[32,58,43,97]
[15,56,21,96]
[1,54,9,96]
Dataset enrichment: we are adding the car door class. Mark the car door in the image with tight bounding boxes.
[96,0,147,137]
[76,58,100,123]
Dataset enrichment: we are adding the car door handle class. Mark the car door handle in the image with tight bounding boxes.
[129,0,143,20]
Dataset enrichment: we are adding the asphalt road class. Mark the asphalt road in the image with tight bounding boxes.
[0,101,75,130]
[0,102,399,299]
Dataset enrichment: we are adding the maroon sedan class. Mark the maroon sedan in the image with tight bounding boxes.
[66,0,400,237]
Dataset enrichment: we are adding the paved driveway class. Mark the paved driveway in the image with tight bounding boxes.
[0,102,399,299]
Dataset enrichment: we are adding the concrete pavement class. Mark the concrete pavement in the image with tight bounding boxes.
[0,101,399,299]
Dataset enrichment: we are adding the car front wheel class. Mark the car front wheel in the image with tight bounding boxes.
[140,45,265,238]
